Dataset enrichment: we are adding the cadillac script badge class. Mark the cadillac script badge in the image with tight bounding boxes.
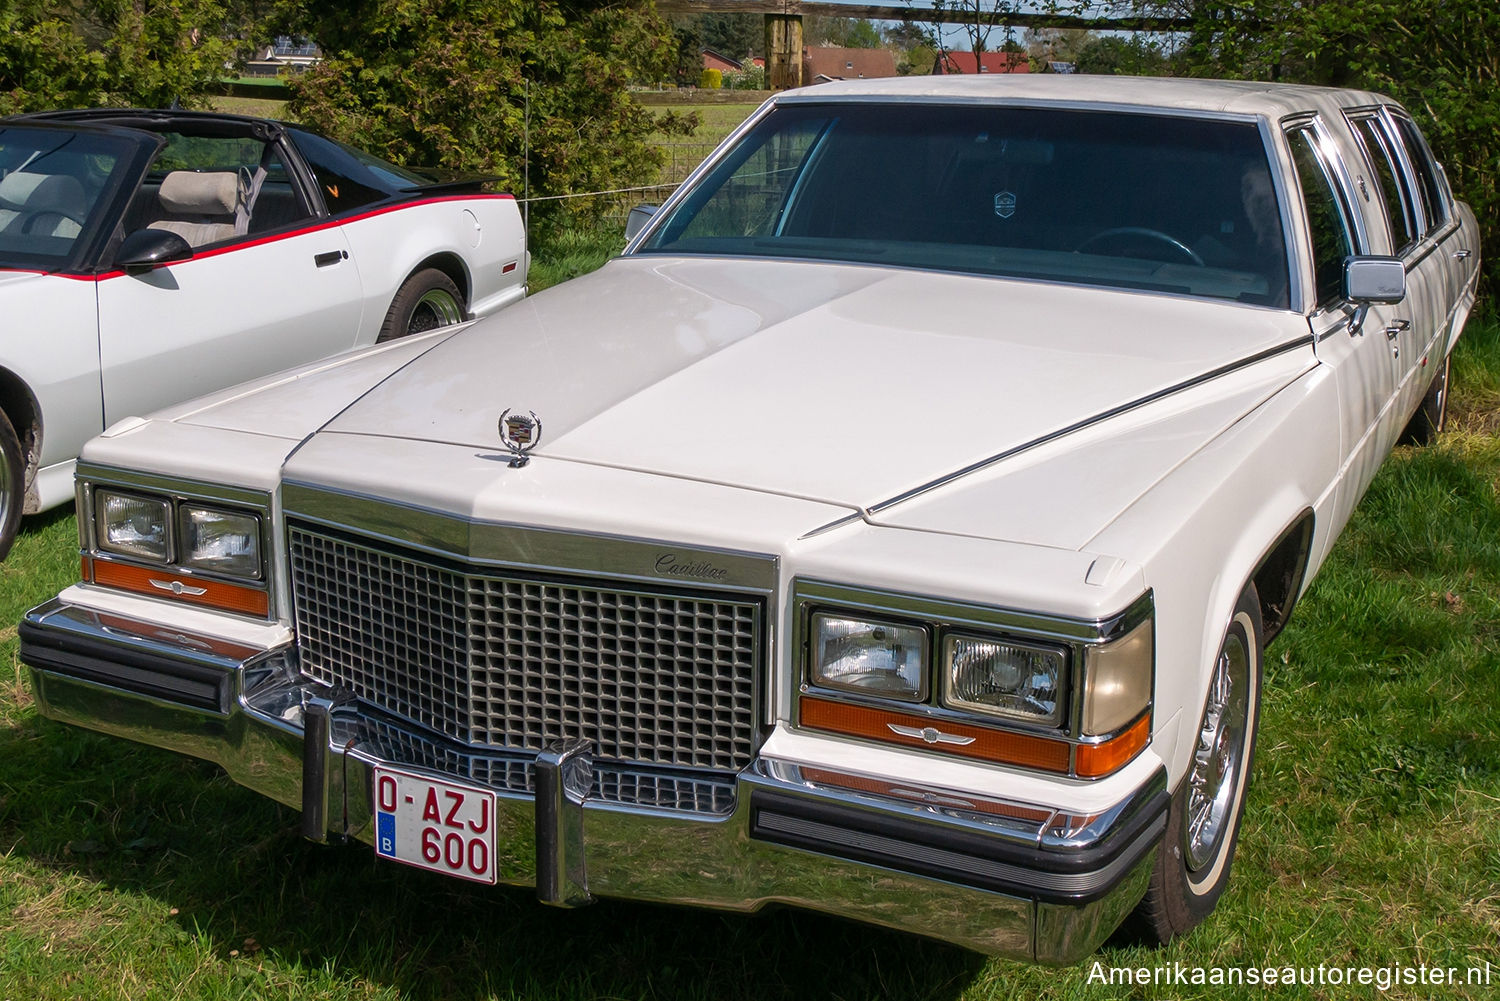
[498,409,542,467]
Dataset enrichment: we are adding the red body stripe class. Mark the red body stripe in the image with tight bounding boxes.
[5,193,516,283]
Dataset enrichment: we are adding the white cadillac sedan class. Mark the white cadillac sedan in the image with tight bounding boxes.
[0,109,527,557]
[19,78,1480,962]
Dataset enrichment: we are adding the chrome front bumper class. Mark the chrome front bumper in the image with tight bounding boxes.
[20,597,1167,962]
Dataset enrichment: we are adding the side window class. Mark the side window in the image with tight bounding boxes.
[1286,125,1356,309]
[130,133,313,245]
[1350,116,1414,253]
[1389,114,1450,233]
[662,116,828,243]
[289,129,433,214]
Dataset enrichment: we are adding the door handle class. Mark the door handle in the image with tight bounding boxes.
[1452,248,1471,260]
[314,250,348,268]
[1384,318,1410,340]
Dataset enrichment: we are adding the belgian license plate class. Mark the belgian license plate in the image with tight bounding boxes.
[372,765,498,885]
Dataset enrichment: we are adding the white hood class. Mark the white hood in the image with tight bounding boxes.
[316,256,1306,512]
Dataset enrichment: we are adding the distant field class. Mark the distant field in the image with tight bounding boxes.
[207,95,292,119]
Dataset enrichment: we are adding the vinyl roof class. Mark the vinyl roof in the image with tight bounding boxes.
[774,74,1392,119]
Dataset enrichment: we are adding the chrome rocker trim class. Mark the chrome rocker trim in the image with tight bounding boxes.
[20,596,1165,962]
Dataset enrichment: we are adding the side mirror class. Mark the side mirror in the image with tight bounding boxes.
[1342,256,1406,337]
[115,228,193,274]
[1343,256,1406,304]
[624,204,658,243]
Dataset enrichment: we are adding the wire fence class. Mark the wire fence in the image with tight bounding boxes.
[514,140,720,230]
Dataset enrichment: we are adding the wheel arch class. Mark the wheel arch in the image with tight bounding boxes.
[407,253,471,313]
[0,366,42,507]
[1249,508,1315,645]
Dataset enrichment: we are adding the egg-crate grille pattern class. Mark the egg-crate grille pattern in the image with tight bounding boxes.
[343,716,738,813]
[289,524,761,773]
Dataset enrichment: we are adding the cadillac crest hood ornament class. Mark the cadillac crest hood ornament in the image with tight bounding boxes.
[498,409,542,467]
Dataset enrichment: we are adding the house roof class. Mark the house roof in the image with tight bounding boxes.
[701,48,742,71]
[803,46,897,81]
[934,50,1030,75]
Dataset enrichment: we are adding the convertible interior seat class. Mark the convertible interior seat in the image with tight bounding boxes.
[0,171,87,239]
[147,170,243,247]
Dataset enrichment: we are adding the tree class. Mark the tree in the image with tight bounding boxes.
[284,0,691,228]
[1074,35,1167,75]
[1023,26,1097,66]
[917,1,1022,67]
[1147,0,1500,295]
[699,11,760,59]
[0,0,257,113]
[805,16,882,49]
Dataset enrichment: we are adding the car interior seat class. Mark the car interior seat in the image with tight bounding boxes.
[146,171,243,247]
[0,171,88,239]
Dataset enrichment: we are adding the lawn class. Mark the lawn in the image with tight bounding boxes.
[2,297,1496,998]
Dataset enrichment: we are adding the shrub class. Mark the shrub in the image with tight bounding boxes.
[698,68,722,89]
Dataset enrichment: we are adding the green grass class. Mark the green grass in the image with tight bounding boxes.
[3,308,1498,999]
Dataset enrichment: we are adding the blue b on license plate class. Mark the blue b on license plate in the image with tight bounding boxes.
[373,765,498,884]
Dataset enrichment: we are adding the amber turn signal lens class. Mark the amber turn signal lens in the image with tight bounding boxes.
[91,560,270,618]
[799,695,1071,774]
[1074,713,1151,778]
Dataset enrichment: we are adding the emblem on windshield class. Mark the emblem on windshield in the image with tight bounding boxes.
[498,409,542,468]
[994,191,1017,219]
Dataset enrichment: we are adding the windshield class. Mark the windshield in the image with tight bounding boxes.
[0,126,131,270]
[638,103,1290,308]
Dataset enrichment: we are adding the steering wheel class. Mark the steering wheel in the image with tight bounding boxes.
[1075,226,1205,267]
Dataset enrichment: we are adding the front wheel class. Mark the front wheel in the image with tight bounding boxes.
[377,268,466,342]
[0,410,24,561]
[1133,584,1263,943]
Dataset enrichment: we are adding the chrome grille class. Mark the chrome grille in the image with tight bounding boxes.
[288,523,762,772]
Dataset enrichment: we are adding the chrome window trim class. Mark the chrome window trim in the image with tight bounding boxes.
[1255,114,1307,310]
[1384,108,1451,235]
[281,481,778,596]
[1343,108,1418,257]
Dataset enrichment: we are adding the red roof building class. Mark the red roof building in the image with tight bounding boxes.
[804,46,897,82]
[933,51,1031,75]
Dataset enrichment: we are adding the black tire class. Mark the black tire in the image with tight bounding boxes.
[0,410,24,561]
[1398,352,1451,446]
[376,268,466,343]
[1133,584,1263,944]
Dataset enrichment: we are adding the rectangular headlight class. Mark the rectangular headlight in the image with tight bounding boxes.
[810,613,928,701]
[179,505,262,579]
[96,490,170,562]
[944,634,1066,726]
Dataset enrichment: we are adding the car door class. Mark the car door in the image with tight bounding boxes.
[1384,111,1467,386]
[1286,119,1400,544]
[1344,110,1434,424]
[96,133,365,425]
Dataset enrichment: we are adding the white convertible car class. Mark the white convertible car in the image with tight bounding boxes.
[20,78,1480,961]
[0,109,527,557]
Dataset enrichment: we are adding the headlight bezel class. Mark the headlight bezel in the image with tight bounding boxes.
[795,579,1154,778]
[78,465,272,617]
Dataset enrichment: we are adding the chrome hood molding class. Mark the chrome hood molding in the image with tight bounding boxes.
[316,257,1309,514]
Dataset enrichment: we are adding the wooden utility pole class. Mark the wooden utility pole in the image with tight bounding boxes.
[765,12,804,90]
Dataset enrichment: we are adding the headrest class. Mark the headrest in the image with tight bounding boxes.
[0,171,86,215]
[158,170,242,216]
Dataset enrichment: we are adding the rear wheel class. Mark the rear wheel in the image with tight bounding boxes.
[1133,584,1263,943]
[1398,352,1451,446]
[377,268,466,342]
[0,411,24,561]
